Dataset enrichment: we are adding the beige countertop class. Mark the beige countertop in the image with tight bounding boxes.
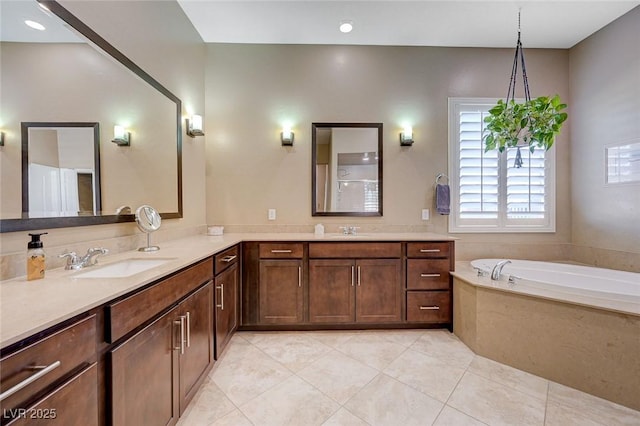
[1,232,453,348]
[451,262,640,317]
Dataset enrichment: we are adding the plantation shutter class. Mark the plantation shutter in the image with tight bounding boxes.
[449,98,555,232]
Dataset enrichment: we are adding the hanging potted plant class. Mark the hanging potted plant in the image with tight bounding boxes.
[483,95,567,153]
[482,13,568,155]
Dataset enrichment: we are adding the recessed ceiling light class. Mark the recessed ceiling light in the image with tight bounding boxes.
[25,20,46,31]
[339,21,353,33]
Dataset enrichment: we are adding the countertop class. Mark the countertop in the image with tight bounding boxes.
[451,262,640,317]
[1,232,454,348]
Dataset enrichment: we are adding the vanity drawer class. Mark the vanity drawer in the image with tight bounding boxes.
[406,242,451,259]
[0,315,96,412]
[309,243,401,259]
[106,258,213,343]
[215,245,239,275]
[406,291,450,323]
[259,243,304,259]
[406,259,450,290]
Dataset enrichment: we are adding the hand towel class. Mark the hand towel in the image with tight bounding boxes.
[436,183,450,215]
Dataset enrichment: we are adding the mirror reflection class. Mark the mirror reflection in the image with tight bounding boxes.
[23,122,100,218]
[312,123,383,216]
[0,0,182,232]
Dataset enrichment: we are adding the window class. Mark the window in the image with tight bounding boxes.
[448,98,555,233]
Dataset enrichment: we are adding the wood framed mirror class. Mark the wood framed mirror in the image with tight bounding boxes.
[312,122,383,217]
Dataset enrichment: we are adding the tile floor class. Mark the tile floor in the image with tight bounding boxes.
[177,330,640,426]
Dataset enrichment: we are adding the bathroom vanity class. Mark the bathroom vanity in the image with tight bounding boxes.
[0,233,454,425]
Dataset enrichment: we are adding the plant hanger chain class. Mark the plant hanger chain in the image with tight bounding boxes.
[506,9,531,103]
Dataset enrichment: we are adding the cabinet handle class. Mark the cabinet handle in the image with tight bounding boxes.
[357,266,361,286]
[0,360,61,402]
[419,306,440,310]
[216,284,224,310]
[351,265,355,287]
[420,249,441,253]
[185,311,191,348]
[298,266,302,287]
[271,249,292,253]
[221,255,237,263]
[420,273,441,278]
[174,317,185,354]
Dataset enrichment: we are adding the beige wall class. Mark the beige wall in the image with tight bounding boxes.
[569,6,640,261]
[205,44,571,257]
[0,1,205,269]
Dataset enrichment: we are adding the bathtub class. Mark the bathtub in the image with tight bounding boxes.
[470,258,640,304]
[453,259,640,411]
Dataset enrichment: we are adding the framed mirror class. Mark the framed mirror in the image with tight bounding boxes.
[312,122,383,216]
[0,0,182,233]
[22,122,101,218]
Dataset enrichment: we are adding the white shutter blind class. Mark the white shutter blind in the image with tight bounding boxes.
[448,98,555,233]
[459,110,498,219]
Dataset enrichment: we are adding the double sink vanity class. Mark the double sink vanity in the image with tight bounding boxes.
[0,232,454,425]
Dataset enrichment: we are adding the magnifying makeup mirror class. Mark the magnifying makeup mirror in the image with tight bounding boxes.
[135,205,161,252]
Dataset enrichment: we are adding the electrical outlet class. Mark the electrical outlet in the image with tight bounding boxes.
[268,209,276,220]
[421,209,430,221]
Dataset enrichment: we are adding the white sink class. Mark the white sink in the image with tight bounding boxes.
[326,234,372,239]
[74,258,174,278]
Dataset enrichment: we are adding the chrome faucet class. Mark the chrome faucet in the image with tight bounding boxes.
[490,259,512,280]
[59,247,109,270]
[339,226,360,235]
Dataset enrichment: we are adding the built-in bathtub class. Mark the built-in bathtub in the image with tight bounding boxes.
[470,258,640,306]
[452,259,640,411]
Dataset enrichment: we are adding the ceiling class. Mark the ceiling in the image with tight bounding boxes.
[177,0,639,49]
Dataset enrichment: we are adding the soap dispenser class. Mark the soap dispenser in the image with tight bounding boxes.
[27,232,48,281]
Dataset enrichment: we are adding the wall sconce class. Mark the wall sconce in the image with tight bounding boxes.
[281,127,294,146]
[112,125,130,146]
[400,126,414,146]
[0,131,5,147]
[186,114,204,138]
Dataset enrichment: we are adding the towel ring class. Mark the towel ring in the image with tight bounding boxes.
[435,173,449,185]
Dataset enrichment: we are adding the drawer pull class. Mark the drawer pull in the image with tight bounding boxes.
[420,273,441,278]
[298,267,302,287]
[420,249,441,253]
[216,284,224,310]
[0,360,61,402]
[271,249,292,254]
[419,306,440,310]
[221,255,237,263]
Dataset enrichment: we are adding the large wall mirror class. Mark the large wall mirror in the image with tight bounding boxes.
[0,0,182,232]
[312,123,383,217]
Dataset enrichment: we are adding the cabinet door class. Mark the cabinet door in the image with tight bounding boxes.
[259,260,303,324]
[355,259,402,323]
[215,263,238,358]
[111,307,179,426]
[7,363,98,426]
[178,282,214,415]
[309,259,355,323]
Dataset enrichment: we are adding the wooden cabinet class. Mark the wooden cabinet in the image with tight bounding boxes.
[405,242,455,328]
[214,245,239,358]
[308,243,402,324]
[258,243,304,324]
[259,259,303,324]
[0,315,98,426]
[109,261,214,426]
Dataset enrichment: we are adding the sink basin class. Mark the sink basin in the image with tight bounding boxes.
[74,258,174,278]
[326,234,372,239]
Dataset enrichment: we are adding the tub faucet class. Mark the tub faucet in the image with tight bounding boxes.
[491,259,512,280]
